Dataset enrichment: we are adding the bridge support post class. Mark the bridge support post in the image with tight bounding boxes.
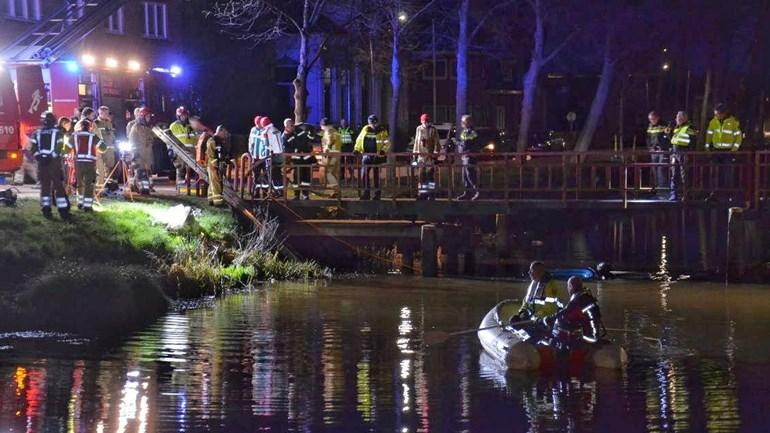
[421,225,438,277]
[400,246,415,275]
[726,207,745,282]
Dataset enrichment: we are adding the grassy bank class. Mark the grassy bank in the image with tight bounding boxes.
[0,199,325,335]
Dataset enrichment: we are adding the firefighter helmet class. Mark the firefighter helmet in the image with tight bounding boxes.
[367,114,379,124]
[138,106,151,117]
[40,112,56,128]
[254,115,263,127]
[259,117,272,128]
[420,113,431,124]
[176,106,189,117]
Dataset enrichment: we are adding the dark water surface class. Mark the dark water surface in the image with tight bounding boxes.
[0,277,768,433]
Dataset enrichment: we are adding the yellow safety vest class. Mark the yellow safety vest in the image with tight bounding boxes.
[519,278,562,319]
[706,116,742,151]
[170,120,196,148]
[671,124,695,148]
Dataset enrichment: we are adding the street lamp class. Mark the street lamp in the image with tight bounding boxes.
[661,62,670,71]
[398,12,407,22]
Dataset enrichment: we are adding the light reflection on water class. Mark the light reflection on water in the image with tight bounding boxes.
[0,277,768,433]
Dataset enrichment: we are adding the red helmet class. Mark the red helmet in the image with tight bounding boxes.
[138,106,151,117]
[254,115,263,127]
[176,106,189,117]
[259,116,272,128]
[420,113,431,123]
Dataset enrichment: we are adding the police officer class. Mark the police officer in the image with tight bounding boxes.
[669,111,697,201]
[354,115,389,200]
[413,113,440,200]
[206,125,231,207]
[543,276,605,354]
[456,114,480,200]
[285,119,316,200]
[68,119,106,211]
[169,106,197,191]
[28,112,70,219]
[646,110,668,195]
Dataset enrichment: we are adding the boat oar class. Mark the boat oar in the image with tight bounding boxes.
[604,327,663,348]
[424,319,533,346]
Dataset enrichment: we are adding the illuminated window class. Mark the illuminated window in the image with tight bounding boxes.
[143,2,168,39]
[106,7,125,34]
[6,0,41,21]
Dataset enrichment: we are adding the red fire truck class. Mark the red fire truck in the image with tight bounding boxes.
[0,69,22,183]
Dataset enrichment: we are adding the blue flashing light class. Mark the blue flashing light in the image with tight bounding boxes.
[169,65,182,77]
[64,61,79,73]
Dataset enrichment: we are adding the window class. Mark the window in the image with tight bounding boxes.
[143,2,168,39]
[106,7,125,34]
[6,0,41,21]
[496,106,506,130]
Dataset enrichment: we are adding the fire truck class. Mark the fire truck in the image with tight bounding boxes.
[0,68,21,183]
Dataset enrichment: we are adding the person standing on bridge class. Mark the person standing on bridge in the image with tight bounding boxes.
[705,103,742,201]
[668,111,697,201]
[338,118,355,185]
[285,119,316,200]
[320,117,341,196]
[646,111,668,197]
[28,112,70,219]
[413,113,440,200]
[261,117,285,198]
[456,114,480,201]
[355,114,389,200]
[249,115,270,198]
[170,106,197,192]
[206,125,231,207]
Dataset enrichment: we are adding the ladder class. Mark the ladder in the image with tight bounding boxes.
[152,126,300,260]
[0,0,129,65]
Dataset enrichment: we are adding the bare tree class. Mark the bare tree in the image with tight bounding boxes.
[208,0,330,123]
[516,0,574,151]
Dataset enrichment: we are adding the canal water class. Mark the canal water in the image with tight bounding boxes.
[0,277,768,433]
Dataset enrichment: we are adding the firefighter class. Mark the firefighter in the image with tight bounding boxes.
[206,125,231,207]
[669,111,697,201]
[68,119,106,211]
[646,110,668,195]
[354,115,389,200]
[705,103,742,201]
[260,117,285,197]
[169,106,197,191]
[543,277,605,354]
[81,107,96,122]
[338,118,355,184]
[284,119,316,200]
[456,114,480,200]
[193,116,213,165]
[126,107,142,138]
[249,115,270,198]
[94,106,117,192]
[413,113,440,200]
[128,107,155,194]
[320,117,341,195]
[515,261,563,320]
[28,112,70,219]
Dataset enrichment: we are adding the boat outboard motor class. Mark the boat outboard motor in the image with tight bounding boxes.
[595,262,613,280]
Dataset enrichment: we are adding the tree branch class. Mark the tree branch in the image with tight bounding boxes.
[403,0,439,30]
[542,30,575,65]
[470,0,518,41]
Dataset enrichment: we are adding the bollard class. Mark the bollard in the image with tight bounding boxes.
[421,225,438,277]
[726,207,745,283]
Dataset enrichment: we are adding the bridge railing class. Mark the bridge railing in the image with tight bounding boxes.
[224,150,770,207]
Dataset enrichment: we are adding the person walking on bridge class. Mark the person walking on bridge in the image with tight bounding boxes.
[456,114,480,201]
[668,111,697,201]
[413,113,440,200]
[206,125,231,207]
[28,112,70,219]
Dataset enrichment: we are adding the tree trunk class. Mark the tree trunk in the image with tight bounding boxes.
[576,55,615,152]
[698,69,712,144]
[388,31,401,152]
[516,60,540,151]
[455,0,470,127]
[294,32,309,123]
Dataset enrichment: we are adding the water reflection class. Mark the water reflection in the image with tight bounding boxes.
[0,278,767,432]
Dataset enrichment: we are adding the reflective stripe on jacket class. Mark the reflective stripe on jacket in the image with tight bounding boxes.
[70,132,106,162]
[706,116,742,150]
[670,123,696,148]
[518,277,562,319]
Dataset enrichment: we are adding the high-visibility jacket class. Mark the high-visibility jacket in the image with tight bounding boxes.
[170,120,196,148]
[705,116,742,151]
[339,127,354,152]
[28,128,66,159]
[69,131,106,162]
[322,127,342,153]
[249,126,268,160]
[670,123,697,148]
[264,124,284,154]
[646,123,667,149]
[546,291,603,345]
[354,126,389,154]
[518,275,563,319]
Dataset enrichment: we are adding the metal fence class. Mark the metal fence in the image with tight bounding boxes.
[222,150,770,207]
